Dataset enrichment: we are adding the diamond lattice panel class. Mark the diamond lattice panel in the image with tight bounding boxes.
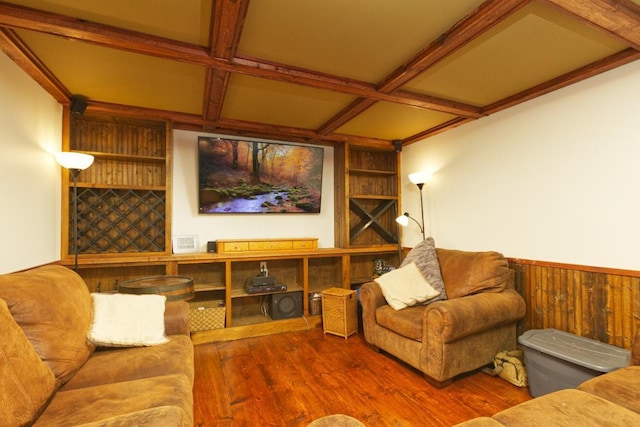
[74,188,166,254]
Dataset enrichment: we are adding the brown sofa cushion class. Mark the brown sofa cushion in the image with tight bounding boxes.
[62,335,194,391]
[400,237,447,302]
[577,366,640,414]
[33,374,193,427]
[0,298,56,426]
[436,249,509,299]
[493,389,640,426]
[0,265,95,386]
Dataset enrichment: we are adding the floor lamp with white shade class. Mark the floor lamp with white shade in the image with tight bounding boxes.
[55,152,94,271]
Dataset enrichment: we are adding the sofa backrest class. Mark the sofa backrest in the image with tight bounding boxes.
[0,265,95,387]
[436,249,513,299]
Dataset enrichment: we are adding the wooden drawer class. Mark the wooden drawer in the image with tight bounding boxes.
[220,241,249,252]
[293,240,317,250]
[217,238,318,254]
[250,240,292,251]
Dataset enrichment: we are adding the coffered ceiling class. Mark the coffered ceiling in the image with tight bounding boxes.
[1,0,639,148]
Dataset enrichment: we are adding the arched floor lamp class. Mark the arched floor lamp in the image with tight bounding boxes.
[55,152,94,271]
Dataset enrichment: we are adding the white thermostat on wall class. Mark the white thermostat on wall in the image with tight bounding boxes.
[172,235,199,254]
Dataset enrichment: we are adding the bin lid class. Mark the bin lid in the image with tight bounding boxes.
[518,329,630,372]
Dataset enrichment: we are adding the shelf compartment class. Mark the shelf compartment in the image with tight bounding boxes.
[76,264,166,293]
[178,262,225,290]
[308,256,343,293]
[230,259,302,295]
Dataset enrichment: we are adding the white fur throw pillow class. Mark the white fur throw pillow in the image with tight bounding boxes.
[375,262,440,310]
[88,293,169,347]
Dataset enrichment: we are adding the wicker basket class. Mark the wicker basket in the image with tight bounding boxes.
[189,300,225,332]
[321,287,357,339]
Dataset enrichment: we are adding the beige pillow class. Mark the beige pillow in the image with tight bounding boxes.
[88,293,169,347]
[375,263,440,310]
[400,237,447,302]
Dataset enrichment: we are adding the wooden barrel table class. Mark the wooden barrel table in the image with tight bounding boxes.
[119,276,194,302]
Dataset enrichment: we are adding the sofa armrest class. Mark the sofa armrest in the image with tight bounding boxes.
[164,301,190,336]
[423,289,525,344]
[360,281,387,343]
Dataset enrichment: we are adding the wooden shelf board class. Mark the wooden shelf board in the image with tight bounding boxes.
[194,283,225,292]
[349,168,396,175]
[230,284,303,298]
[83,151,165,163]
[349,195,398,200]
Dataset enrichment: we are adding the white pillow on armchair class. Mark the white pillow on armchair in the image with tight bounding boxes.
[374,262,440,310]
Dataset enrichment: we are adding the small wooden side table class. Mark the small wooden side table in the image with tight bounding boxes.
[321,287,357,339]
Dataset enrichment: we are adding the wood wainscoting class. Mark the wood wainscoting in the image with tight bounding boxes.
[509,258,640,350]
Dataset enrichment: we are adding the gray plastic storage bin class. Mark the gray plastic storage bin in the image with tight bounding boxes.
[518,328,630,397]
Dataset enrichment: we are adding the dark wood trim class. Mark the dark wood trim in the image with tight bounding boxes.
[377,0,530,92]
[0,28,69,103]
[508,257,640,278]
[541,0,640,50]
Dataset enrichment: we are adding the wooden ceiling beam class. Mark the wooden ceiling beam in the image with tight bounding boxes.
[316,98,377,135]
[231,56,484,118]
[0,2,211,65]
[86,100,391,148]
[0,2,482,119]
[204,0,249,122]
[377,0,530,93]
[0,27,69,103]
[541,0,640,51]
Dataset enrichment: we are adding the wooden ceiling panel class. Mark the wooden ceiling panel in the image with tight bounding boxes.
[236,0,486,83]
[402,2,628,106]
[15,30,207,114]
[221,74,357,129]
[336,101,456,140]
[3,0,212,45]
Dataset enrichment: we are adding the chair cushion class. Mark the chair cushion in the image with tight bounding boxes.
[400,237,447,302]
[436,249,509,298]
[0,298,56,426]
[376,304,425,340]
[0,265,95,386]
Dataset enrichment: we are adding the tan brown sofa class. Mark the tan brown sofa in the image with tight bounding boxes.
[0,265,194,426]
[360,244,526,387]
[455,329,640,426]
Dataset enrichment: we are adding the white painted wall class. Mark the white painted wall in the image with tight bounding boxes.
[0,52,62,274]
[172,130,335,249]
[2,46,637,272]
[402,60,640,271]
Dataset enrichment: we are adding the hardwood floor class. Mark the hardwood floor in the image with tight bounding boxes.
[193,328,532,426]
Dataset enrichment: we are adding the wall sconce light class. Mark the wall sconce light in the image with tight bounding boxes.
[396,171,431,240]
[55,152,94,271]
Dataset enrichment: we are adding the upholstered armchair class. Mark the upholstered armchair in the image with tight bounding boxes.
[360,240,526,388]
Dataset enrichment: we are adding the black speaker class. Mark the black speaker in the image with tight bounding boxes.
[270,291,303,320]
[207,241,217,253]
[70,96,88,115]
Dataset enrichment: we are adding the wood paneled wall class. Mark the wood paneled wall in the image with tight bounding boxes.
[510,259,640,350]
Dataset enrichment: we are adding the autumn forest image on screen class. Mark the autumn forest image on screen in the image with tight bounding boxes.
[198,137,324,214]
